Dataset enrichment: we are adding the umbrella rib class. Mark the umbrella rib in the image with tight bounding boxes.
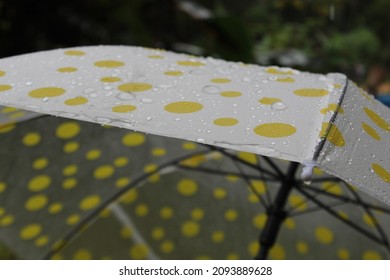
[231,158,268,209]
[42,149,214,260]
[205,146,279,179]
[289,201,349,217]
[342,182,390,252]
[295,185,388,247]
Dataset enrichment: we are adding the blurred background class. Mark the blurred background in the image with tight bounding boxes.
[0,0,389,97]
[0,0,389,259]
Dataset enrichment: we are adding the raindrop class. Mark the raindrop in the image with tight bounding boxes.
[268,76,277,81]
[242,77,251,82]
[232,104,238,107]
[196,138,206,144]
[95,117,112,124]
[146,116,152,121]
[202,85,220,94]
[141,98,153,103]
[271,102,287,111]
[104,86,112,91]
[116,92,136,100]
[89,93,98,98]
[175,117,181,121]
[83,88,95,94]
[42,97,49,102]
[190,69,206,75]
[25,81,33,86]
[325,156,331,162]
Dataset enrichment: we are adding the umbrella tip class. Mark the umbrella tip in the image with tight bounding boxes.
[301,160,316,185]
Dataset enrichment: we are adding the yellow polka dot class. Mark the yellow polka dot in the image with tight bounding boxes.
[0,84,12,92]
[118,82,152,92]
[48,203,63,214]
[181,221,200,237]
[211,78,231,83]
[248,241,259,257]
[80,195,101,211]
[362,213,376,227]
[32,157,48,170]
[337,248,350,260]
[160,206,174,219]
[0,215,14,227]
[25,194,48,211]
[112,104,137,113]
[64,96,88,106]
[63,141,79,153]
[258,97,282,105]
[254,123,296,138]
[130,244,149,259]
[227,253,239,260]
[320,123,345,147]
[135,203,149,217]
[251,180,266,194]
[151,227,165,240]
[177,61,205,66]
[28,175,51,192]
[0,182,6,194]
[62,178,77,189]
[322,182,342,195]
[29,87,65,98]
[63,164,78,176]
[270,244,286,260]
[9,111,26,119]
[294,88,329,97]
[266,67,293,75]
[191,208,204,220]
[94,165,114,180]
[100,76,122,83]
[74,249,92,260]
[213,187,227,200]
[164,71,183,76]
[276,77,295,83]
[57,67,77,73]
[112,157,128,167]
[372,164,390,183]
[20,224,42,240]
[0,207,4,216]
[115,177,130,188]
[224,209,238,221]
[121,190,138,204]
[182,141,197,150]
[180,155,206,167]
[151,148,166,156]
[56,122,81,139]
[288,194,308,211]
[226,174,239,182]
[296,241,309,254]
[120,227,133,239]
[66,214,81,225]
[64,50,85,56]
[35,235,49,247]
[315,226,334,244]
[94,60,125,68]
[220,91,242,98]
[334,83,342,89]
[122,132,145,147]
[361,122,380,140]
[253,213,267,229]
[144,164,158,173]
[177,179,198,196]
[364,107,390,132]
[238,152,258,165]
[0,70,5,77]
[160,241,174,253]
[0,123,15,134]
[211,231,225,243]
[213,117,238,126]
[148,55,164,59]
[86,149,101,160]
[284,218,296,230]
[23,132,41,146]
[362,251,382,260]
[164,101,203,114]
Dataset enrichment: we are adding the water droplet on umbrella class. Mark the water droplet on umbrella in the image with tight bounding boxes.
[25,81,33,86]
[146,116,152,121]
[202,85,220,94]
[196,138,206,144]
[190,69,206,75]
[117,92,136,100]
[42,97,49,102]
[95,117,111,124]
[104,86,112,91]
[242,77,251,82]
[141,98,153,103]
[83,88,95,94]
[268,76,277,81]
[271,102,287,111]
[232,104,238,107]
[175,117,181,121]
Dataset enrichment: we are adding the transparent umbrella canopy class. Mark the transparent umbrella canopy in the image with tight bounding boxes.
[0,46,389,259]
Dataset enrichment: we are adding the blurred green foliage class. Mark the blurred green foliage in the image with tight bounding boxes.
[0,0,389,259]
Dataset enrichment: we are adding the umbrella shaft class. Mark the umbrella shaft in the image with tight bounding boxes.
[256,161,300,260]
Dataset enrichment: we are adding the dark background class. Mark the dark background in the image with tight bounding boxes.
[0,0,389,94]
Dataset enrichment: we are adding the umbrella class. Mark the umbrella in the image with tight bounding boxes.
[0,46,389,259]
